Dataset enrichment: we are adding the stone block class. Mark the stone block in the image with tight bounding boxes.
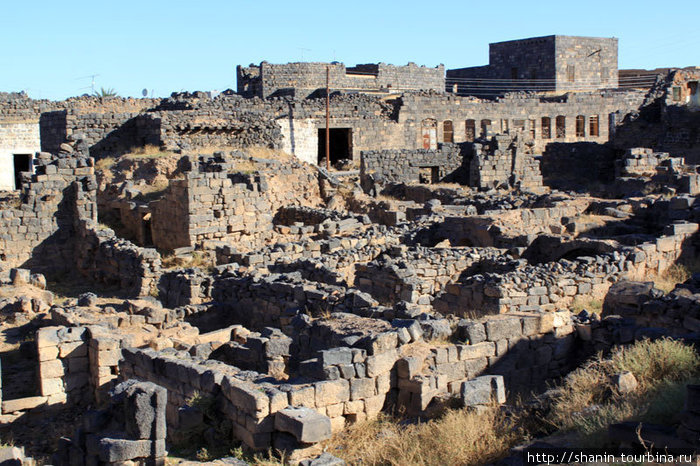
[396,357,421,379]
[461,375,505,407]
[349,378,376,401]
[364,394,385,417]
[289,386,315,408]
[222,377,270,417]
[98,438,152,462]
[485,318,522,341]
[458,342,496,360]
[40,377,63,396]
[59,342,88,358]
[366,349,397,377]
[320,348,353,366]
[40,359,65,379]
[2,396,48,413]
[37,327,60,348]
[315,380,349,406]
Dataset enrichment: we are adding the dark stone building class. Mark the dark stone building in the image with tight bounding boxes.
[237,61,445,98]
[447,35,618,97]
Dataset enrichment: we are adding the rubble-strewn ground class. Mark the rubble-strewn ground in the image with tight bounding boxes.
[1,71,700,464]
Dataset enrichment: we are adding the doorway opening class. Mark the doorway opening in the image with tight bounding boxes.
[318,128,352,165]
[13,154,31,190]
[418,166,440,184]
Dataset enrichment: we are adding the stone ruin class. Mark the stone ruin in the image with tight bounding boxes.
[0,37,699,465]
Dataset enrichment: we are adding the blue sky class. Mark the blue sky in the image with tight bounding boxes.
[1,0,698,100]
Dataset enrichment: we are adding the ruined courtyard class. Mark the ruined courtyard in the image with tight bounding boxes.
[0,35,699,465]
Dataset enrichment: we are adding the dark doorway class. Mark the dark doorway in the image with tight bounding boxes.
[418,166,439,184]
[318,128,352,165]
[13,154,31,190]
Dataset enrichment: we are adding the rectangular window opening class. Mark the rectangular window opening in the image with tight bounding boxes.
[589,115,599,137]
[576,116,585,138]
[542,117,551,139]
[556,116,566,138]
[465,119,476,142]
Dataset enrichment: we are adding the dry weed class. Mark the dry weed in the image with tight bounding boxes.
[650,263,691,294]
[547,338,700,442]
[324,409,522,465]
[570,295,603,315]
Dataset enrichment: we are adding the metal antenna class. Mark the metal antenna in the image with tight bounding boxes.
[76,74,100,94]
[298,47,311,61]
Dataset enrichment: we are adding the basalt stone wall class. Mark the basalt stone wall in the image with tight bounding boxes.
[354,246,505,306]
[150,154,321,251]
[540,141,617,189]
[37,97,162,156]
[360,144,465,186]
[73,219,162,297]
[433,224,698,316]
[603,279,700,336]
[34,325,125,408]
[117,309,594,453]
[467,134,543,191]
[237,62,445,99]
[0,151,162,296]
[0,153,97,273]
[399,91,646,153]
[433,199,590,248]
[143,110,283,152]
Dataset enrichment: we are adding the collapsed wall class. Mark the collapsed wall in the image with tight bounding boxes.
[149,152,322,251]
[0,150,161,295]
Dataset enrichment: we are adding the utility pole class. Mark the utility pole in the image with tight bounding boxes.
[325,66,330,170]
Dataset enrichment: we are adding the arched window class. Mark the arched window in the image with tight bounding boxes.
[443,120,454,143]
[465,119,476,142]
[422,118,437,149]
[555,116,566,138]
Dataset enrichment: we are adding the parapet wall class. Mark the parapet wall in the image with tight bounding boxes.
[237,62,445,99]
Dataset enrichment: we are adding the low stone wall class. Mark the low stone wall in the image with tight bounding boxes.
[74,220,161,297]
[354,246,504,306]
[434,197,590,247]
[603,278,700,336]
[115,309,588,452]
[397,312,577,413]
[434,224,698,316]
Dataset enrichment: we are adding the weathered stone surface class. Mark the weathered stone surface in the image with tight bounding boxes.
[275,407,332,443]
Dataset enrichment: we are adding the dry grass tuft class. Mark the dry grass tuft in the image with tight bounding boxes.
[124,144,173,160]
[324,409,523,466]
[161,251,215,273]
[548,338,700,442]
[570,295,603,315]
[95,156,117,171]
[651,263,691,294]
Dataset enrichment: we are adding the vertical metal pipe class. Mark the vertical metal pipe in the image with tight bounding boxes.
[326,66,330,170]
